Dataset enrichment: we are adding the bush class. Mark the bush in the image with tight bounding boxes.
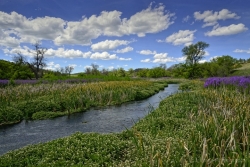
[0,107,23,125]
[15,99,64,119]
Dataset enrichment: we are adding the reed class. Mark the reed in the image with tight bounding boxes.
[0,80,167,125]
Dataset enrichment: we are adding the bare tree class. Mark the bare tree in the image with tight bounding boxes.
[14,42,47,79]
[60,67,65,74]
[85,67,92,75]
[91,63,99,75]
[13,53,26,65]
[159,63,167,70]
[65,66,74,76]
[30,42,47,79]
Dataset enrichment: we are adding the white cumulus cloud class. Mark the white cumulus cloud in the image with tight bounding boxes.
[115,46,133,53]
[119,57,132,61]
[0,30,20,48]
[4,46,92,59]
[154,53,167,59]
[234,48,250,54]
[166,30,196,46]
[91,40,131,51]
[194,9,240,27]
[205,23,248,36]
[90,52,118,60]
[0,11,65,44]
[0,4,174,48]
[138,50,157,55]
[45,61,61,71]
[141,59,151,63]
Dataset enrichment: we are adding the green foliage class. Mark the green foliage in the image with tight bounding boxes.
[182,41,209,78]
[183,41,209,65]
[0,59,34,80]
[179,80,203,91]
[137,66,169,78]
[211,55,238,76]
[137,68,149,77]
[0,107,23,125]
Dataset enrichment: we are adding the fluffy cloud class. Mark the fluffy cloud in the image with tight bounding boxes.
[141,59,151,63]
[234,48,250,53]
[138,50,157,55]
[4,46,92,59]
[0,11,65,44]
[119,57,132,61]
[194,9,240,27]
[139,50,186,63]
[45,61,61,70]
[152,56,185,63]
[3,46,34,57]
[182,15,190,22]
[56,4,174,45]
[205,51,210,56]
[47,48,92,59]
[91,40,130,51]
[0,30,20,48]
[152,58,171,63]
[90,52,118,60]
[166,30,196,46]
[205,23,248,36]
[69,64,77,68]
[115,46,133,53]
[0,4,174,47]
[154,53,167,59]
[108,66,115,70]
[122,3,174,37]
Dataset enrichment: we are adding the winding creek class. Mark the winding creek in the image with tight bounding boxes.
[0,84,179,156]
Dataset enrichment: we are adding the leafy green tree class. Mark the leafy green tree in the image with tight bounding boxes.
[211,55,237,76]
[137,68,149,77]
[128,68,134,77]
[116,68,126,77]
[182,41,209,78]
[200,62,219,77]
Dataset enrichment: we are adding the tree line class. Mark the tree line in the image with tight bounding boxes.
[0,41,249,80]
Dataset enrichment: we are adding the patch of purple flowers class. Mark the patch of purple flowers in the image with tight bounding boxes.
[0,79,91,87]
[204,76,250,90]
[0,80,9,87]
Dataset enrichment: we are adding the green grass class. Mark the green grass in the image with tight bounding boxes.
[231,63,250,76]
[0,80,169,126]
[1,80,249,166]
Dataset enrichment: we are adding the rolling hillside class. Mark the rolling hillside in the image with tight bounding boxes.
[232,63,250,76]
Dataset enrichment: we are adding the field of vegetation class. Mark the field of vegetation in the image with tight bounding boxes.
[0,79,171,126]
[1,41,250,166]
[0,78,249,166]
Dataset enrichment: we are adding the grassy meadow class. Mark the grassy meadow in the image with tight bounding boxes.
[0,78,249,166]
[232,63,250,76]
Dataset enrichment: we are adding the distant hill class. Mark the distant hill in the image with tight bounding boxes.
[231,63,250,76]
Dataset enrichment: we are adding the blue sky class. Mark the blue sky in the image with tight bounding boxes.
[0,0,249,73]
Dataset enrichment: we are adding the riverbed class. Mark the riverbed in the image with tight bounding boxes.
[0,84,179,155]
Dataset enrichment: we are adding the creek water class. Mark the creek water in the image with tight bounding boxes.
[0,84,179,156]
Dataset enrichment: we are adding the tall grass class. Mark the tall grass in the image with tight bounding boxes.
[1,79,249,166]
[0,80,167,125]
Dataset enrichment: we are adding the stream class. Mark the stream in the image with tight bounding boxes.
[0,84,179,155]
